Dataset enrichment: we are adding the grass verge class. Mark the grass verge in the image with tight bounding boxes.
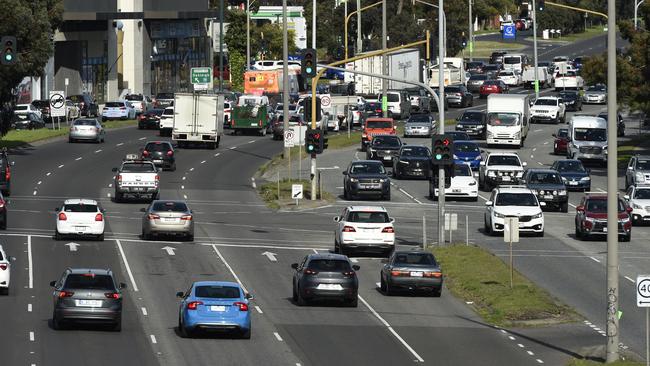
[457,40,525,58]
[554,26,607,43]
[618,134,650,167]
[0,119,138,149]
[258,178,334,209]
[432,244,578,327]
[567,359,643,366]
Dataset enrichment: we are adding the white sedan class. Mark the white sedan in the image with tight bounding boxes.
[431,163,478,201]
[334,206,395,257]
[102,101,136,121]
[55,199,105,241]
[0,245,10,295]
[498,70,521,87]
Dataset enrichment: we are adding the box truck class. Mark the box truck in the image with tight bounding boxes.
[172,93,224,149]
[486,94,530,148]
[346,48,421,95]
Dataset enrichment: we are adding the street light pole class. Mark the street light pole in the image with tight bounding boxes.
[635,0,646,30]
[532,0,540,99]
[219,0,224,91]
[437,0,445,246]
[382,0,388,118]
[357,0,362,54]
[468,0,473,61]
[247,0,251,70]
[413,0,446,58]
[311,0,317,200]
[282,0,290,160]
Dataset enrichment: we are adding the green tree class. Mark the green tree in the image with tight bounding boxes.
[0,0,63,135]
[229,50,246,92]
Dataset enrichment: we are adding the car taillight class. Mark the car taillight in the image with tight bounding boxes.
[304,268,318,275]
[258,120,262,127]
[342,270,356,277]
[142,150,149,157]
[382,227,394,233]
[155,175,160,182]
[234,302,249,311]
[58,212,67,221]
[181,215,192,221]
[167,150,174,157]
[147,214,160,220]
[187,301,203,310]
[80,102,85,108]
[343,226,356,232]
[95,213,103,221]
[138,115,146,120]
[390,270,409,277]
[58,290,74,298]
[117,174,122,183]
[120,107,126,110]
[0,264,7,270]
[4,166,9,181]
[423,271,443,278]
[105,292,121,299]
[231,119,235,126]
[584,220,593,229]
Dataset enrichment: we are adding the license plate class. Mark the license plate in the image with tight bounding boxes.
[603,227,608,232]
[317,284,343,290]
[544,195,554,200]
[383,156,392,160]
[163,217,177,222]
[569,181,579,186]
[502,176,511,181]
[452,189,461,193]
[250,123,257,126]
[76,299,102,307]
[75,226,86,231]
[153,160,163,164]
[360,184,380,189]
[410,271,423,277]
[210,305,226,312]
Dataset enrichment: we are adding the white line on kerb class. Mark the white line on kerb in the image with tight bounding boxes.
[28,303,32,312]
[255,306,263,314]
[357,295,424,362]
[141,307,148,316]
[273,332,283,342]
[115,239,139,292]
[211,245,249,294]
[116,143,124,146]
[27,235,33,289]
[29,331,34,341]
[150,334,157,344]
[590,256,601,263]
[58,164,64,168]
[46,172,51,176]
[625,276,635,283]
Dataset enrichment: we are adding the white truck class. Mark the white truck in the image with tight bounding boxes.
[112,155,160,202]
[346,48,421,95]
[428,57,468,87]
[567,115,608,165]
[554,70,584,91]
[522,67,553,89]
[530,96,566,124]
[486,94,530,148]
[172,93,224,149]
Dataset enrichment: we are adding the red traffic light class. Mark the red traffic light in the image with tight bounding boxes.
[442,138,450,146]
[313,133,320,140]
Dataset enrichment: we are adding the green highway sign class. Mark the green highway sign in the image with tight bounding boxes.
[191,67,212,91]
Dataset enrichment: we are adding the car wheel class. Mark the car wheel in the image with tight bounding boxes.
[380,276,387,292]
[240,326,251,339]
[385,280,393,296]
[292,284,299,302]
[334,240,340,254]
[360,143,366,152]
[432,288,442,297]
[485,219,493,236]
[621,234,631,242]
[114,192,122,203]
[537,231,545,237]
[347,296,358,307]
[68,137,74,143]
[383,192,391,201]
[97,233,104,241]
[54,230,62,241]
[186,233,194,242]
[52,313,63,330]
[296,288,307,306]
[112,319,122,332]
[560,202,568,213]
[343,188,350,200]
[575,224,583,239]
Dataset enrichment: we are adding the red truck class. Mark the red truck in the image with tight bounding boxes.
[361,117,396,152]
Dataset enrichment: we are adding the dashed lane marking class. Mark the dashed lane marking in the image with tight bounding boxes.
[201,160,206,164]
[527,351,534,356]
[116,143,124,146]
[543,142,549,145]
[625,276,635,283]
[29,331,34,341]
[139,137,146,140]
[181,186,184,189]
[75,157,82,161]
[255,306,263,314]
[229,146,237,150]
[537,162,544,166]
[248,140,256,144]
[46,172,51,176]
[28,303,32,312]
[141,307,148,316]
[37,181,41,185]
[32,191,37,196]
[150,335,157,344]
[182,177,186,180]
[189,168,195,172]
[58,164,64,168]
[183,195,188,199]
[27,235,33,289]
[590,256,601,263]
[251,178,257,189]
[273,332,283,342]
[214,153,221,157]
[116,239,139,292]
[95,149,102,153]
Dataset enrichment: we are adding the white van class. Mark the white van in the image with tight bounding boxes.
[502,54,529,73]
[377,90,411,120]
[486,94,530,148]
[567,115,608,164]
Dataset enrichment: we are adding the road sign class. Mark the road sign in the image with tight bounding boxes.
[320,95,331,107]
[503,24,516,40]
[444,213,457,230]
[504,217,520,243]
[291,184,303,199]
[49,91,66,117]
[284,130,295,148]
[637,275,650,307]
[191,67,212,91]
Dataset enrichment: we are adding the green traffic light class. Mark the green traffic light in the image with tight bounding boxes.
[4,54,12,61]
[306,67,312,73]
[308,145,314,151]
[435,154,442,160]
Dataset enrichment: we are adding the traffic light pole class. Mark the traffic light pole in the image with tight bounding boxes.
[437,0,445,246]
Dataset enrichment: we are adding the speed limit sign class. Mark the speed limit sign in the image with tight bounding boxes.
[637,275,650,307]
[320,95,331,107]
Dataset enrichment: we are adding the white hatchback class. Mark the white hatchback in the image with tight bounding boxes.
[334,206,395,257]
[55,199,105,241]
[432,163,479,201]
[0,245,11,295]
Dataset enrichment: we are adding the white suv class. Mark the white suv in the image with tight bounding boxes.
[55,199,105,241]
[479,152,527,191]
[530,97,566,124]
[334,206,395,257]
[159,106,174,136]
[0,245,11,295]
[484,185,545,237]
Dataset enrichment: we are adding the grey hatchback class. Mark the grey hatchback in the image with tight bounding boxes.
[141,200,194,241]
[51,268,126,331]
[292,253,360,307]
[380,251,443,296]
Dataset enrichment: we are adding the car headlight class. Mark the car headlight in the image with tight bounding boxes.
[457,125,464,129]
[580,177,591,181]
[379,178,387,183]
[487,170,496,177]
[513,132,521,139]
[561,177,568,183]
[636,172,645,182]
[533,212,543,219]
[516,171,524,178]
[494,212,505,218]
[476,125,484,129]
[621,217,630,223]
[559,190,567,196]
[453,154,459,159]
[633,203,643,209]
[469,181,477,186]
[350,178,358,182]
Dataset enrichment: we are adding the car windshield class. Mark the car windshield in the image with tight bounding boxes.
[163,108,173,116]
[308,259,352,272]
[365,103,382,111]
[559,92,577,100]
[125,94,143,101]
[496,193,538,206]
[586,199,625,213]
[367,121,393,129]
[350,163,386,174]
[148,109,164,116]
[455,143,479,153]
[152,201,188,212]
[380,94,399,102]
[400,146,430,157]
[372,136,400,147]
[535,99,557,106]
[557,129,569,138]
[555,161,586,173]
[636,160,650,170]
[105,102,123,108]
[484,65,500,71]
[145,143,171,152]
[15,105,28,111]
[488,155,520,166]
[289,116,303,123]
[499,72,514,76]
[346,211,390,223]
[470,75,488,81]
[121,163,156,172]
[446,86,461,93]
[63,204,98,213]
[528,172,562,184]
[455,164,472,176]
[64,274,115,290]
[503,57,521,64]
[393,253,437,266]
[574,128,606,142]
[467,62,483,68]
[74,119,96,126]
[408,115,431,123]
[634,189,650,199]
[586,85,606,92]
[487,113,519,126]
[460,112,484,122]
[195,285,240,299]
[156,93,174,99]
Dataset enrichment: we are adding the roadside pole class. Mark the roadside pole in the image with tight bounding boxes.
[310,0,317,200]
[382,0,388,118]
[437,0,446,246]
[282,0,290,162]
[219,0,224,91]
[468,0,473,62]
[532,0,540,99]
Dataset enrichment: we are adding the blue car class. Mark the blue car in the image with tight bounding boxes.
[550,159,591,191]
[177,281,252,338]
[453,140,482,169]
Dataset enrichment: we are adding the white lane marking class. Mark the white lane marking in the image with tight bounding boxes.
[517,343,525,348]
[597,188,606,193]
[211,245,249,294]
[532,148,537,152]
[536,360,544,364]
[116,143,124,146]
[248,140,256,144]
[350,258,359,263]
[141,307,148,316]
[590,256,601,263]
[530,155,534,159]
[509,336,516,340]
[251,178,257,189]
[312,249,319,254]
[537,162,544,166]
[183,195,188,199]
[274,332,284,342]
[27,235,33,289]
[527,351,535,356]
[95,149,102,153]
[569,203,577,208]
[543,142,549,145]
[46,172,51,176]
[32,191,37,196]
[58,164,64,168]
[625,276,635,283]
[214,153,221,157]
[230,146,237,150]
[75,157,82,161]
[150,334,157,344]
[189,168,195,172]
[108,184,113,188]
[37,181,42,185]
[182,176,186,180]
[115,239,139,292]
[139,137,146,140]
[533,129,543,132]
[181,185,185,189]
[201,160,206,164]
[399,188,414,199]
[255,306,263,314]
[28,303,32,312]
[357,295,424,362]
[29,331,34,341]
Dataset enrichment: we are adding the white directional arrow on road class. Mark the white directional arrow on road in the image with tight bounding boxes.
[161,246,176,256]
[65,242,80,252]
[262,251,277,262]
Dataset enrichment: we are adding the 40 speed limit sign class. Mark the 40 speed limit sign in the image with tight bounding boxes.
[637,275,650,307]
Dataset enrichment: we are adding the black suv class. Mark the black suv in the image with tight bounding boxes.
[366,135,402,166]
[392,145,432,179]
[50,268,127,331]
[141,141,176,171]
[0,149,13,196]
[522,168,569,212]
[67,94,98,117]
[343,160,391,200]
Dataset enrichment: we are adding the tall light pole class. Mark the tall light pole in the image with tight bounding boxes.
[357,0,363,54]
[246,0,257,71]
[468,0,473,61]
[311,0,318,200]
[437,0,445,246]
[282,0,289,159]
[219,0,224,91]
[382,0,388,118]
[412,0,446,58]
[605,0,619,361]
[635,0,646,30]
[344,1,382,59]
[532,0,540,99]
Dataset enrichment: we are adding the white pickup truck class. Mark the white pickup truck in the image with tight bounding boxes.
[554,70,584,91]
[112,155,160,202]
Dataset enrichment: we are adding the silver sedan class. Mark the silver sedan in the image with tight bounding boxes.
[141,200,194,241]
[69,118,105,143]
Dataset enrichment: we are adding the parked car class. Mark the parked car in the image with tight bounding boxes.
[292,253,360,307]
[522,168,569,212]
[141,200,194,241]
[176,281,251,338]
[575,195,632,241]
[624,185,650,225]
[333,206,395,256]
[11,113,45,130]
[558,90,582,111]
[102,101,136,121]
[445,84,474,107]
[479,80,508,98]
[392,145,432,179]
[380,251,443,296]
[455,110,487,138]
[14,103,42,118]
[67,94,99,117]
[54,199,105,240]
[137,109,164,129]
[50,268,125,331]
[69,118,105,143]
[343,160,391,200]
[550,159,591,191]
[625,154,650,188]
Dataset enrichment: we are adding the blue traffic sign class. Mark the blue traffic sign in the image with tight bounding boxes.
[503,24,516,40]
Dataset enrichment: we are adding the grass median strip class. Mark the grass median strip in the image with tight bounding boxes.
[432,244,578,327]
[567,359,642,366]
[259,178,334,209]
[0,119,138,149]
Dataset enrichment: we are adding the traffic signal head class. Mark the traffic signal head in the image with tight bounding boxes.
[305,129,320,154]
[537,0,545,11]
[461,37,468,49]
[1,36,17,65]
[432,134,454,165]
[301,48,317,78]
[319,130,328,152]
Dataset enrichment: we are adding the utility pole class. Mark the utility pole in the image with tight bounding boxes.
[532,0,540,99]
[382,0,388,118]
[282,0,290,160]
[605,0,619,361]
[437,0,446,245]
[219,0,224,91]
[247,0,251,70]
[468,0,473,62]
[311,0,318,200]
[357,0,363,54]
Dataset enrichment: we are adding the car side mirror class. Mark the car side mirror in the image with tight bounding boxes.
[291,263,299,270]
[624,195,630,200]
[390,218,395,223]
[176,291,184,298]
[140,208,147,212]
[352,265,361,271]
[485,201,493,206]
[539,202,547,207]
[628,166,634,170]
[627,206,633,213]
[522,162,528,167]
[49,281,56,287]
[112,167,118,172]
[333,216,340,222]
[342,171,348,175]
[245,293,253,300]
[119,282,127,289]
[576,205,585,212]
